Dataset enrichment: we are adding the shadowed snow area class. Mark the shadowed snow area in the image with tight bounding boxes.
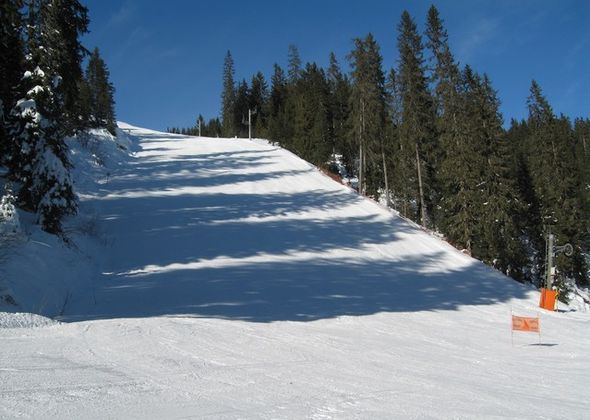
[65,125,524,322]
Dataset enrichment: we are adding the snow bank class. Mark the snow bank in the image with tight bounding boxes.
[0,124,136,317]
[0,311,58,328]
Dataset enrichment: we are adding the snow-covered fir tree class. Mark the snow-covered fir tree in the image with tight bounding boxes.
[10,65,77,233]
[6,0,88,234]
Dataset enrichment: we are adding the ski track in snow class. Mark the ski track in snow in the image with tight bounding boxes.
[1,124,588,419]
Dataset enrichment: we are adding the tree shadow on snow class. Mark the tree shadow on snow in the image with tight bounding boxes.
[63,134,530,323]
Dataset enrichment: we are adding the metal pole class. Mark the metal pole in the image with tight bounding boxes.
[546,233,555,290]
[248,109,252,140]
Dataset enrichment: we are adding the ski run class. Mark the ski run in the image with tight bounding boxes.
[1,123,588,419]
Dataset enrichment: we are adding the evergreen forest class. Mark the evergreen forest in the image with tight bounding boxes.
[174,6,590,290]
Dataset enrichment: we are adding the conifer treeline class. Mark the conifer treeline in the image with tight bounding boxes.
[0,0,116,234]
[181,6,588,287]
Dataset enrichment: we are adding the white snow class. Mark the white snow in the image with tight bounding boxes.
[1,123,588,419]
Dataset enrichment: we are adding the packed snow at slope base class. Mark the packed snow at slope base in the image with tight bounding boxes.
[1,124,588,419]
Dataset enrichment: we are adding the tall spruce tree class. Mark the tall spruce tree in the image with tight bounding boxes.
[425,5,461,125]
[287,44,302,85]
[6,0,88,233]
[327,52,353,176]
[37,0,89,132]
[82,47,116,134]
[221,50,236,137]
[291,62,332,166]
[267,63,290,146]
[347,32,387,197]
[435,65,486,253]
[510,118,546,281]
[396,11,436,226]
[234,79,250,138]
[384,67,403,207]
[424,5,462,232]
[471,72,526,277]
[249,71,269,138]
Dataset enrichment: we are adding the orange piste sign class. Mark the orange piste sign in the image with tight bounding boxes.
[512,315,540,332]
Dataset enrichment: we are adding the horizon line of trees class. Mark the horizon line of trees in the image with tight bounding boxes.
[175,6,589,289]
[1,0,116,234]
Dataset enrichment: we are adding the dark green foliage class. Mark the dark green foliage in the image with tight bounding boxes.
[501,81,589,286]
[287,44,302,84]
[327,53,353,173]
[80,47,116,134]
[166,115,222,137]
[291,62,332,166]
[32,0,89,133]
[347,33,388,197]
[233,79,250,138]
[249,72,269,138]
[221,50,236,137]
[267,63,290,146]
[0,0,26,165]
[395,11,436,226]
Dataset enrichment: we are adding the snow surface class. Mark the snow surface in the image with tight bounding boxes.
[1,124,588,419]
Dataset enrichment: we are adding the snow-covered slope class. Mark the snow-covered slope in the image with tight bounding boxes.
[1,124,588,419]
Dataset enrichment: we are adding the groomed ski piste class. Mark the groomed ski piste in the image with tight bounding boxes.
[1,123,588,419]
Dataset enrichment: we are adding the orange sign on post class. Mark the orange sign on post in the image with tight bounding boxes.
[512,315,540,332]
[511,311,541,346]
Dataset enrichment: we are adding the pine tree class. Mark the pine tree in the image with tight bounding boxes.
[395,11,436,225]
[425,5,461,123]
[525,80,560,224]
[76,74,91,128]
[347,33,388,197]
[36,0,89,132]
[9,64,77,233]
[424,5,461,230]
[234,79,250,138]
[434,66,484,252]
[471,73,526,277]
[510,118,546,281]
[384,68,403,207]
[221,50,236,137]
[249,71,269,138]
[287,44,302,85]
[83,47,116,134]
[327,52,353,174]
[267,63,290,146]
[291,62,331,166]
[282,44,303,150]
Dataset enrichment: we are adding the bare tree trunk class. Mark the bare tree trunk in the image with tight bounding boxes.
[382,147,389,207]
[359,143,364,195]
[415,142,427,226]
[358,98,366,195]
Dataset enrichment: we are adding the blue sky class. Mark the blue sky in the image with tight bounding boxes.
[81,0,590,132]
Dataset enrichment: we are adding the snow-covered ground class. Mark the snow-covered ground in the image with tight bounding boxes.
[1,124,588,419]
